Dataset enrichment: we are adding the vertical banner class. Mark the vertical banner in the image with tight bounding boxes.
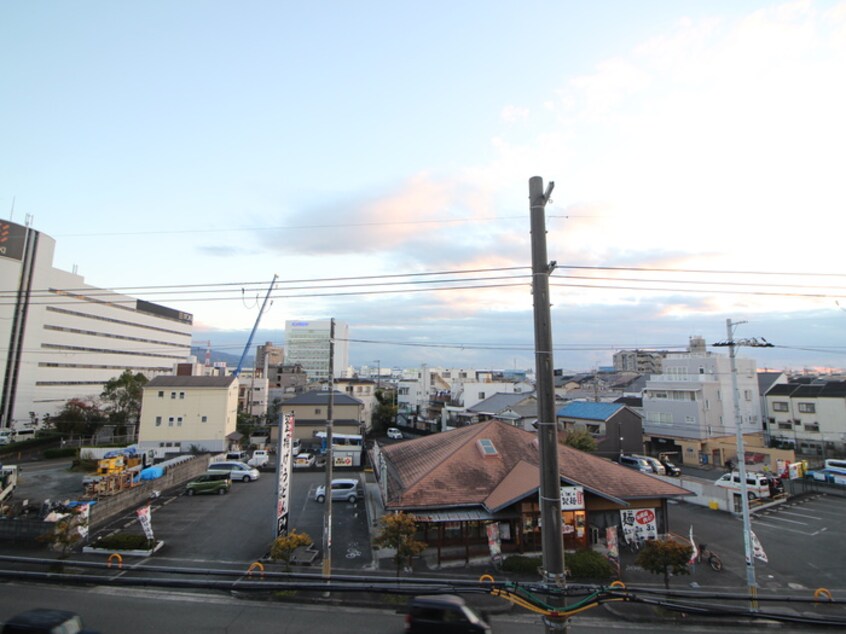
[486,522,502,566]
[751,530,768,563]
[688,525,698,565]
[606,526,619,559]
[275,413,294,537]
[136,505,154,541]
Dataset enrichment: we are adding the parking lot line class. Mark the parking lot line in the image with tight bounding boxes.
[758,515,809,525]
[777,510,823,520]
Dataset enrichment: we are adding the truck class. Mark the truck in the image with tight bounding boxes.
[0,465,19,502]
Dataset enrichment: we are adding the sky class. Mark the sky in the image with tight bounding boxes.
[2,1,846,374]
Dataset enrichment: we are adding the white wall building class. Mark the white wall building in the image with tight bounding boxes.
[138,375,239,454]
[0,220,193,428]
[284,319,349,381]
[643,342,761,441]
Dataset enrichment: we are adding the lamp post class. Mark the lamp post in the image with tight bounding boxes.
[713,320,773,609]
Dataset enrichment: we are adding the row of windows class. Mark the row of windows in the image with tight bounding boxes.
[159,391,185,399]
[48,290,192,330]
[155,415,209,426]
[42,343,187,360]
[39,362,172,372]
[44,324,188,349]
[772,401,816,413]
[47,305,190,338]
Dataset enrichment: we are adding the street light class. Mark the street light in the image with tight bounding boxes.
[713,319,773,610]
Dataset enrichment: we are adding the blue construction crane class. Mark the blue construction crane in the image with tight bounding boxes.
[233,274,278,378]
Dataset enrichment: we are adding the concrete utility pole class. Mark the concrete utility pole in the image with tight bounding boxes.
[713,319,773,610]
[322,318,336,581]
[529,176,567,633]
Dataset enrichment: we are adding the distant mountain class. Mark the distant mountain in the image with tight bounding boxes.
[190,347,253,368]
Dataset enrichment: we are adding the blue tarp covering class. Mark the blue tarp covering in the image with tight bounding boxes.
[139,466,165,480]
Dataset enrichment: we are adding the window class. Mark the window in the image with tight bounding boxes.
[744,390,752,401]
[179,392,185,399]
[778,422,793,430]
[586,424,600,435]
[168,417,174,427]
[314,408,322,415]
[155,416,162,427]
[171,392,176,399]
[804,422,820,432]
[798,402,815,413]
[772,402,789,412]
[201,416,208,423]
[177,417,183,426]
[478,392,486,399]
[158,391,164,398]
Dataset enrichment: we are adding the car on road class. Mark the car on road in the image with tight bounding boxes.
[315,478,361,503]
[405,594,491,633]
[658,457,681,476]
[185,472,231,496]
[2,608,100,634]
[293,453,315,468]
[208,461,260,482]
[387,427,403,439]
[714,471,772,498]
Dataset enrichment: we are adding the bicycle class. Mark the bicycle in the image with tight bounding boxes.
[695,543,723,571]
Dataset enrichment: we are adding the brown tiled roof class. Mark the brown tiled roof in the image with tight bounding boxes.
[381,420,691,512]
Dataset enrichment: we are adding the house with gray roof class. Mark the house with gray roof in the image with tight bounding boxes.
[556,401,644,460]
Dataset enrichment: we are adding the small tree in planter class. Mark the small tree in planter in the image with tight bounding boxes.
[635,539,692,589]
[373,512,427,577]
[270,529,313,571]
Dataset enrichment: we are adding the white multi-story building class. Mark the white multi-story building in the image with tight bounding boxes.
[0,220,193,428]
[642,337,762,465]
[284,319,349,382]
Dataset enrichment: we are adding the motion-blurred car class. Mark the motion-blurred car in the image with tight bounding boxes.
[208,461,260,482]
[387,427,403,439]
[2,608,100,634]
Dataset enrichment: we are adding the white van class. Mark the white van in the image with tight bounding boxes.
[714,471,771,499]
[0,430,13,445]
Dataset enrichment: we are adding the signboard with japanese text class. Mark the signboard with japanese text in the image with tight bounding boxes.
[619,508,658,544]
[136,505,155,541]
[560,485,584,510]
[275,413,294,537]
[0,222,27,261]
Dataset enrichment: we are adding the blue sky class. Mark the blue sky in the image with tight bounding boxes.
[2,1,846,373]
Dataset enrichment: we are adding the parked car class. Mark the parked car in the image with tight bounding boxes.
[294,453,315,468]
[617,455,653,473]
[208,461,260,482]
[659,458,681,477]
[714,471,772,499]
[185,472,231,496]
[225,450,248,462]
[315,478,361,503]
[628,454,666,475]
[2,608,100,634]
[387,427,403,440]
[405,594,491,633]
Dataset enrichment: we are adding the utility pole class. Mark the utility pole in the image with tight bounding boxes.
[713,320,773,610]
[529,176,567,633]
[322,318,336,581]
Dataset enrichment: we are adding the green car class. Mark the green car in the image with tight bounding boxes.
[185,472,231,496]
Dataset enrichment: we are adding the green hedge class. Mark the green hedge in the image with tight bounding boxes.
[566,549,613,579]
[43,447,78,459]
[502,551,613,579]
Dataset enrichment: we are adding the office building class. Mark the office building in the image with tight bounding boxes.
[284,319,348,381]
[0,220,193,427]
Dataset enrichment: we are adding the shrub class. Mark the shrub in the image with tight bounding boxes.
[502,555,541,574]
[566,549,613,579]
[93,533,154,550]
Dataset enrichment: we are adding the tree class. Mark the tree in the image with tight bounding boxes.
[270,529,313,571]
[372,389,398,434]
[100,370,148,429]
[373,512,427,577]
[635,539,692,589]
[562,429,597,452]
[53,398,105,438]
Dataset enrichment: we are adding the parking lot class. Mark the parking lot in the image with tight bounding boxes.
[89,468,374,569]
